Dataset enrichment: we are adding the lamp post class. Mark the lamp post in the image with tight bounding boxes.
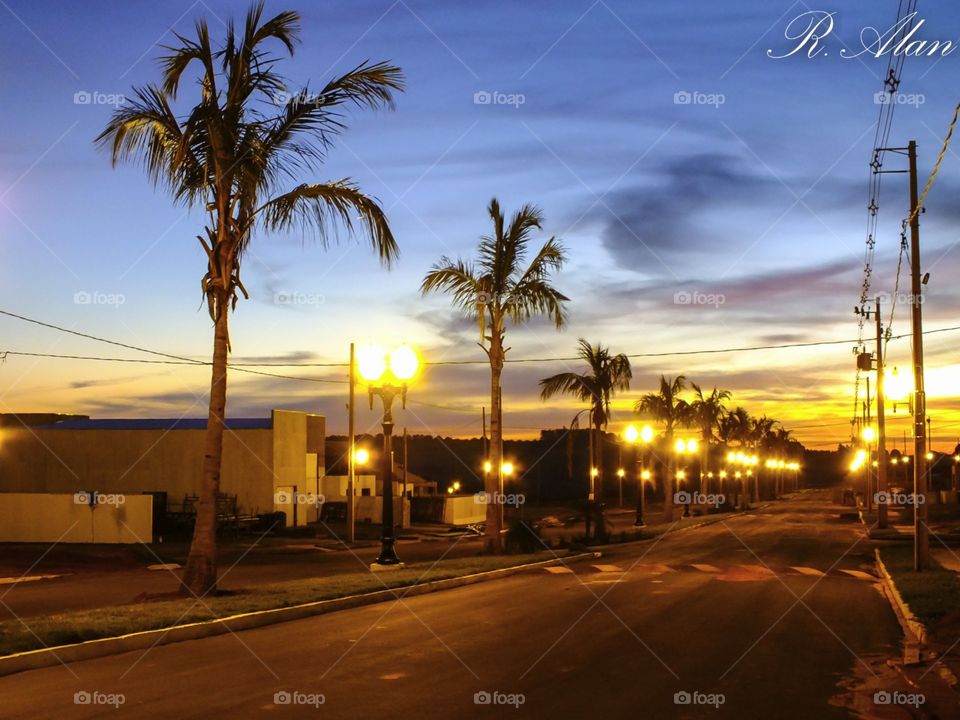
[624,424,654,526]
[358,344,419,567]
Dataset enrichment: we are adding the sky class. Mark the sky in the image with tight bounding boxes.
[1,0,960,451]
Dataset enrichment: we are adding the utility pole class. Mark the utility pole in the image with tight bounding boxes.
[347,343,356,544]
[908,139,929,570]
[402,427,408,528]
[865,377,872,513]
[876,297,889,529]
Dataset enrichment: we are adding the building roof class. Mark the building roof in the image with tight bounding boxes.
[32,417,272,431]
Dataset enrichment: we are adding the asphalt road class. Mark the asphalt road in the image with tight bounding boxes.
[0,492,926,718]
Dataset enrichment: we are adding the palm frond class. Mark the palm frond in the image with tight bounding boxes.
[257,180,398,266]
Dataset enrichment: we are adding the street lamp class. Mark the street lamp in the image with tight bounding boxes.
[625,424,655,526]
[616,467,626,508]
[358,343,419,567]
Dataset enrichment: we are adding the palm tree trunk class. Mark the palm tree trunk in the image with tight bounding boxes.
[594,415,607,542]
[486,339,504,554]
[664,429,674,522]
[182,300,229,596]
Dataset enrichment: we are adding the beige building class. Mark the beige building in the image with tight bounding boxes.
[0,409,324,530]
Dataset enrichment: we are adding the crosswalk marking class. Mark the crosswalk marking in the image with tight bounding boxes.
[545,566,574,574]
[690,563,721,573]
[592,564,624,573]
[839,569,876,581]
[790,566,826,577]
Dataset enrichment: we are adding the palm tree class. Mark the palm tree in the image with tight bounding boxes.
[421,199,568,552]
[750,415,776,500]
[690,383,731,494]
[97,2,403,595]
[635,375,690,522]
[540,339,631,539]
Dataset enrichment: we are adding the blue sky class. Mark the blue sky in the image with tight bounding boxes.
[2,0,960,449]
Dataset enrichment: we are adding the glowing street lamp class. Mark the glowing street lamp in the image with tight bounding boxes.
[625,424,655,526]
[354,448,370,465]
[502,462,515,478]
[358,343,420,566]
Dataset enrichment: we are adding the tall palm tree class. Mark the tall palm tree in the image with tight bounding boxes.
[421,199,568,552]
[690,383,731,494]
[635,375,690,522]
[750,415,776,500]
[540,339,632,537]
[97,2,403,595]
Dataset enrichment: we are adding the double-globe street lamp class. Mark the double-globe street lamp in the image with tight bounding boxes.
[358,344,419,567]
[624,424,654,526]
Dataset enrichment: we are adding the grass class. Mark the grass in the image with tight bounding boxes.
[879,544,960,626]
[0,554,545,657]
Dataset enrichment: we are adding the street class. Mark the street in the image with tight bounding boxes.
[0,492,921,718]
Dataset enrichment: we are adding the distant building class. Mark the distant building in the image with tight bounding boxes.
[0,409,324,528]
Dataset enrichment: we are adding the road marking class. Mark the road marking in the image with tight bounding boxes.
[838,569,877,581]
[0,574,64,585]
[690,563,722,573]
[789,566,826,577]
[544,566,574,574]
[592,564,624,573]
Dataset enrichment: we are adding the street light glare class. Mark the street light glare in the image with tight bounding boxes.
[641,425,655,443]
[686,438,699,453]
[357,344,387,382]
[674,438,687,453]
[354,448,369,465]
[624,424,639,443]
[389,345,419,381]
[862,426,876,443]
[502,462,514,477]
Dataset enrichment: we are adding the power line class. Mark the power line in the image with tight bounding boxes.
[4,307,960,372]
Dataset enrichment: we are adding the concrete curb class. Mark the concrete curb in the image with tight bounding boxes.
[874,548,927,664]
[0,552,598,678]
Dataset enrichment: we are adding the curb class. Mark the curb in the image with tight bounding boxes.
[874,548,927,664]
[0,552,597,678]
